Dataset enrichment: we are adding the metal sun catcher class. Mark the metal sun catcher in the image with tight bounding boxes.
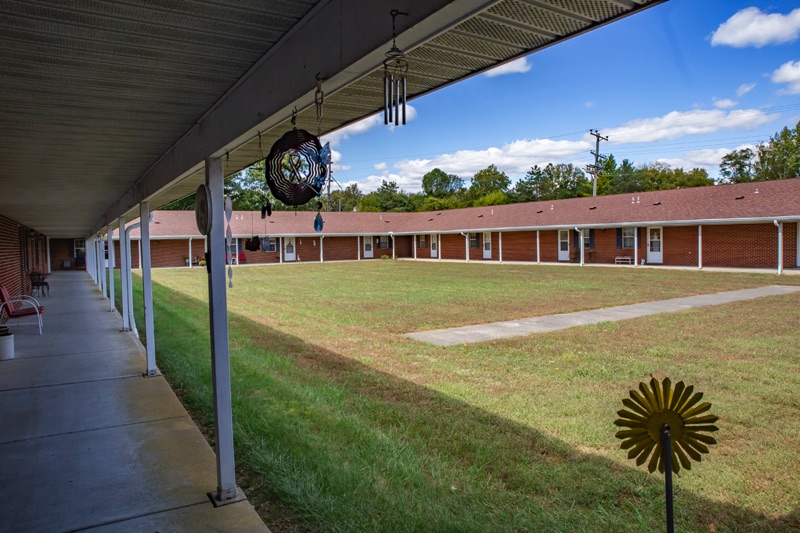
[263,126,330,232]
[384,9,409,126]
[615,377,719,533]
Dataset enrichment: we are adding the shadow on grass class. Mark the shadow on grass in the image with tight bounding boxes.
[134,277,797,533]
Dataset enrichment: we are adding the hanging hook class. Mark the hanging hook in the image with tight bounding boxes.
[257,130,263,159]
[291,107,298,129]
[315,76,324,122]
[390,10,409,46]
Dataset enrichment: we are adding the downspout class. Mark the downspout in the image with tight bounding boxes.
[124,221,141,336]
[774,220,783,275]
[575,227,584,267]
[389,233,395,260]
[697,225,702,269]
[499,232,503,262]
[320,235,324,263]
[461,232,469,262]
[189,237,193,268]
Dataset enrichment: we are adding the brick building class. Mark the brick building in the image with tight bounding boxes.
[110,179,800,272]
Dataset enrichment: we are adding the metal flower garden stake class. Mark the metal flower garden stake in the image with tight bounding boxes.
[615,377,719,533]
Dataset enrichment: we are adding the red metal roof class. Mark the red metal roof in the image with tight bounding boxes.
[123,179,800,237]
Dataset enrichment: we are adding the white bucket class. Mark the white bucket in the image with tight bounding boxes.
[0,331,14,360]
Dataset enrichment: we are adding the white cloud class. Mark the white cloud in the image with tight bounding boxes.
[484,57,531,78]
[712,98,737,109]
[771,60,800,94]
[321,105,418,147]
[356,138,590,192]
[374,162,387,171]
[737,82,756,97]
[711,7,800,48]
[683,144,756,166]
[584,101,594,108]
[601,108,778,144]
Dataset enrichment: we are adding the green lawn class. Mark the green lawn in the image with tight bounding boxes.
[120,262,800,532]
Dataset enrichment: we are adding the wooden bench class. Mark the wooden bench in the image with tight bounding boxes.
[0,285,44,335]
[615,256,633,265]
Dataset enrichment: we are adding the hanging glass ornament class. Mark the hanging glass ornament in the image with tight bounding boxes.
[314,212,324,232]
[384,10,409,126]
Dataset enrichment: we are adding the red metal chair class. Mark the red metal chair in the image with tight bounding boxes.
[0,285,44,335]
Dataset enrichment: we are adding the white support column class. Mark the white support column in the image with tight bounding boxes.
[205,157,242,506]
[125,225,139,336]
[107,227,115,312]
[578,228,585,267]
[536,230,540,264]
[438,234,442,261]
[357,236,361,261]
[279,237,283,263]
[46,237,51,273]
[413,236,417,260]
[697,225,702,269]
[189,238,193,268]
[634,227,639,267]
[778,223,784,274]
[320,236,324,263]
[94,237,99,284]
[140,202,158,376]
[88,237,95,283]
[796,222,799,268]
[391,235,395,260]
[464,234,469,262]
[499,232,503,262]
[120,218,130,331]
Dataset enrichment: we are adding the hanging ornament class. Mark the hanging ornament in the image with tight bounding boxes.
[384,10,409,126]
[314,212,324,232]
[264,107,330,208]
[225,194,233,288]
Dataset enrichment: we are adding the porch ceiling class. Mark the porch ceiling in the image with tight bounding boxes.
[0,0,665,238]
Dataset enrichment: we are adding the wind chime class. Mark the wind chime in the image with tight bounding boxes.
[384,10,409,126]
[263,78,331,232]
[615,377,719,533]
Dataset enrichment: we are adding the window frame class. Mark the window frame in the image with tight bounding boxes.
[469,233,480,248]
[622,227,635,249]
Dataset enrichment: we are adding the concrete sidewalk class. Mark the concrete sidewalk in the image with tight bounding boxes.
[0,272,268,532]
[406,285,800,346]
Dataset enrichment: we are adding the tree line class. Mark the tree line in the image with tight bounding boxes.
[163,120,799,212]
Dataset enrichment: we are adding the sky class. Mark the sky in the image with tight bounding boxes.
[319,0,800,193]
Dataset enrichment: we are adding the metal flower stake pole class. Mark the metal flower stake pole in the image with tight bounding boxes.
[615,377,719,533]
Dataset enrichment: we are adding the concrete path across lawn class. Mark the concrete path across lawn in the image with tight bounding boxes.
[406,285,800,346]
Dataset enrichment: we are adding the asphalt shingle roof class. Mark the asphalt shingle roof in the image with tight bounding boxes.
[125,179,800,238]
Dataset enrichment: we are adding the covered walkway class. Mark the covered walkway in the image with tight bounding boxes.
[0,272,268,532]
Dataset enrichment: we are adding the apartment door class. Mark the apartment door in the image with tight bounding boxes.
[558,230,570,261]
[284,237,296,262]
[430,235,437,258]
[647,227,663,264]
[483,232,492,259]
[363,236,373,258]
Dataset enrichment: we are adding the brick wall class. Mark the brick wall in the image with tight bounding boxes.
[149,239,191,267]
[0,214,24,297]
[440,233,466,260]
[112,240,140,269]
[500,231,536,261]
[395,235,413,258]
[414,235,433,259]
[700,223,796,269]
[294,236,322,263]
[322,237,358,262]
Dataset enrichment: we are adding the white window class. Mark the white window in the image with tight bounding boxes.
[376,236,391,249]
[622,228,635,249]
[469,233,480,248]
[418,235,428,248]
[74,238,86,259]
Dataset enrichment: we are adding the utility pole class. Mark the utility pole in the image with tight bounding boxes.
[586,129,608,197]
